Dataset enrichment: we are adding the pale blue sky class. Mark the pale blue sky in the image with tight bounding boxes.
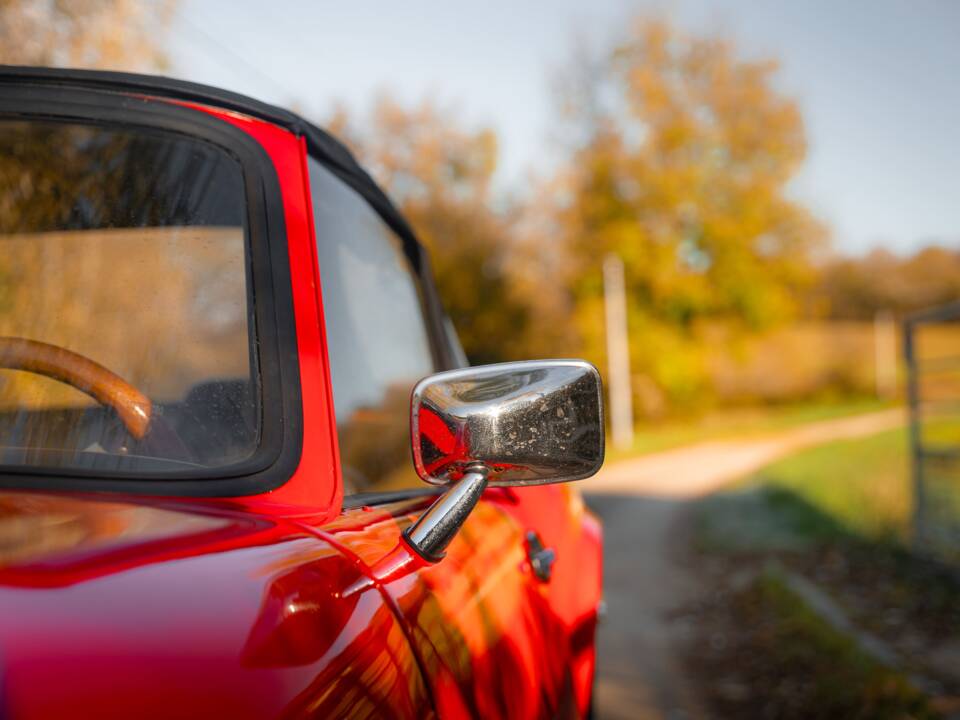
[166,0,960,254]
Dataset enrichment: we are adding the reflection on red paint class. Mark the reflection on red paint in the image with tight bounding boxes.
[398,507,577,719]
[240,549,432,719]
[418,403,472,477]
[0,490,281,587]
[322,496,598,719]
[242,552,363,667]
[341,538,431,599]
[0,491,433,719]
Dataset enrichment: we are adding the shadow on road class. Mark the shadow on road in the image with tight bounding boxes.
[585,493,705,720]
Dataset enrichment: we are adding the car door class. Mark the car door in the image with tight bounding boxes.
[321,491,579,719]
[306,156,590,718]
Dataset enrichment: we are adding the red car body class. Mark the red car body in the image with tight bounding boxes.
[0,69,602,719]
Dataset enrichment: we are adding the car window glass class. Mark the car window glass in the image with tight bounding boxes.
[0,119,259,474]
[308,158,435,494]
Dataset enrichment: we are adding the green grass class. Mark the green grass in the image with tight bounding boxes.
[922,416,960,447]
[692,421,960,716]
[695,415,960,556]
[694,423,960,633]
[737,427,913,543]
[695,486,850,554]
[609,397,895,461]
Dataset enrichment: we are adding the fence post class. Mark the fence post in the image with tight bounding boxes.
[603,254,634,450]
[903,319,926,550]
[874,310,897,400]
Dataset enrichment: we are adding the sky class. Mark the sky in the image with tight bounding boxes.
[166,0,960,255]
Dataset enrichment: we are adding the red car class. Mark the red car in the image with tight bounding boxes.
[0,67,604,719]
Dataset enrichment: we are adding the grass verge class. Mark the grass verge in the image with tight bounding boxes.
[688,568,937,719]
[731,426,911,545]
[686,425,960,716]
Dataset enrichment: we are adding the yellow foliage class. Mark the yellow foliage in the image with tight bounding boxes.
[0,0,174,71]
[551,18,826,412]
[326,97,573,364]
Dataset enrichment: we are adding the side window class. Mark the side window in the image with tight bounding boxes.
[308,158,436,495]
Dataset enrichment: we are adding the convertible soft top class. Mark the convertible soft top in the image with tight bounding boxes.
[0,65,458,374]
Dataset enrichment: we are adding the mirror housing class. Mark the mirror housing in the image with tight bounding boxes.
[403,359,605,562]
[411,360,605,487]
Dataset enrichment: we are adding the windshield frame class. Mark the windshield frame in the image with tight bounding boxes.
[0,83,303,496]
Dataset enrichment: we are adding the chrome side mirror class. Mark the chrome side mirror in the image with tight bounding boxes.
[412,360,604,486]
[404,360,604,561]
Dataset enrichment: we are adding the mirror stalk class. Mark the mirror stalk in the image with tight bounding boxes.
[403,464,489,562]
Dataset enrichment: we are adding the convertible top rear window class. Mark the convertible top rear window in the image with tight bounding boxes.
[0,118,260,474]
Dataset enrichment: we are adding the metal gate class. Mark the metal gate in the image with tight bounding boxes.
[905,300,960,558]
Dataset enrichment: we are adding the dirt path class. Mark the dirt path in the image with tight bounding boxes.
[581,409,904,720]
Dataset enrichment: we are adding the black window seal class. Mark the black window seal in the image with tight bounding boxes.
[0,82,303,497]
[340,486,442,510]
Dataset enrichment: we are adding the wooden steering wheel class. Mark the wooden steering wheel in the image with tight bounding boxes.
[0,337,152,440]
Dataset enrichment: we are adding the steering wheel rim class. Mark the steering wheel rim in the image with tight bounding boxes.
[0,337,152,440]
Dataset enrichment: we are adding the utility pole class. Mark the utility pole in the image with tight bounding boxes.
[603,253,634,450]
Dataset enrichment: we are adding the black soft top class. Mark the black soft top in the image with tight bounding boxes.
[0,65,426,273]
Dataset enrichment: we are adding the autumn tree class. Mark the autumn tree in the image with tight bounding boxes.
[328,97,554,365]
[813,245,960,320]
[550,19,825,412]
[0,0,174,71]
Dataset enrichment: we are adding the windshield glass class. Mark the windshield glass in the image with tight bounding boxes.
[0,118,258,473]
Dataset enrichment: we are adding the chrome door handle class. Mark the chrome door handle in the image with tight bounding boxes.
[525,531,556,582]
